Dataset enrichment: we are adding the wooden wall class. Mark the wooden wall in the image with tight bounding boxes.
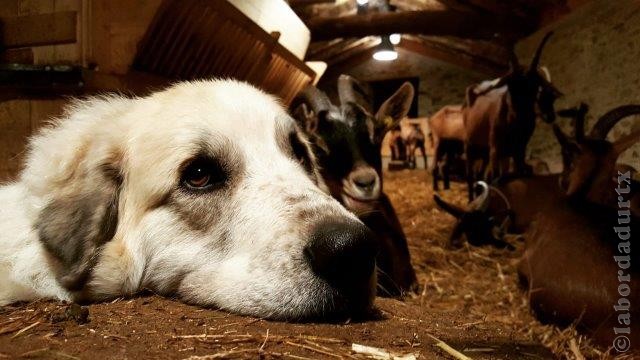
[0,99,67,182]
[0,0,84,181]
[0,0,315,181]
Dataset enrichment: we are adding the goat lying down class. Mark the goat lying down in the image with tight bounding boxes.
[434,103,640,347]
[0,80,381,320]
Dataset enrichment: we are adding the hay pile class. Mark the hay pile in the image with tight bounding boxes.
[384,169,632,360]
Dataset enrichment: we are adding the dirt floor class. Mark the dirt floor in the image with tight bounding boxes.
[0,171,634,359]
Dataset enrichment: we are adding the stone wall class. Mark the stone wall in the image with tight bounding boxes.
[326,48,486,118]
[517,0,640,172]
[320,48,486,168]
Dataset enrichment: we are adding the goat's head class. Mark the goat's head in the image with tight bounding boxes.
[536,66,563,124]
[503,31,562,123]
[291,75,414,215]
[433,182,514,249]
[554,104,640,198]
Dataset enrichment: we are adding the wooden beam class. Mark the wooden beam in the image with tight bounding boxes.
[307,39,345,58]
[0,68,169,101]
[323,47,379,76]
[308,37,378,63]
[326,39,379,65]
[0,11,77,48]
[439,0,516,16]
[399,37,506,75]
[308,9,534,41]
[289,0,335,7]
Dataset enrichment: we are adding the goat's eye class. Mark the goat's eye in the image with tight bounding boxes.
[181,157,227,190]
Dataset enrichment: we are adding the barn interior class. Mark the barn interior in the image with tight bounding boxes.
[0,0,638,359]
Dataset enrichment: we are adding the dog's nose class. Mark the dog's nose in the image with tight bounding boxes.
[305,220,378,288]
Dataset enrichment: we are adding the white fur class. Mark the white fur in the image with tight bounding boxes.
[0,80,371,318]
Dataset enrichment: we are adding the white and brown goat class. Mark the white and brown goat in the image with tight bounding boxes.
[388,124,426,169]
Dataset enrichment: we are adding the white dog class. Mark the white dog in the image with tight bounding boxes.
[0,80,378,320]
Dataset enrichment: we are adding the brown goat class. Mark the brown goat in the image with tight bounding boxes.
[291,74,418,296]
[463,32,562,200]
[555,103,640,216]
[428,105,469,190]
[434,106,640,348]
[519,200,639,348]
[436,177,640,348]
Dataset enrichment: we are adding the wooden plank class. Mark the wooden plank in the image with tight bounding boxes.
[0,0,20,17]
[0,100,30,180]
[0,48,34,63]
[1,11,77,48]
[30,99,67,130]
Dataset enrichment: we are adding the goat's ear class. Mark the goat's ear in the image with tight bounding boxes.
[36,158,122,292]
[613,129,640,156]
[374,82,414,142]
[556,107,578,118]
[292,103,320,134]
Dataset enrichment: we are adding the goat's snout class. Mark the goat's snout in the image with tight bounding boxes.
[347,167,380,199]
[305,219,378,291]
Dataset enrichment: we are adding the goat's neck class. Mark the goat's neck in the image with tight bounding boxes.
[586,172,620,209]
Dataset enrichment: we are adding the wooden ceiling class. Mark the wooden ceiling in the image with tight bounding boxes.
[292,0,585,75]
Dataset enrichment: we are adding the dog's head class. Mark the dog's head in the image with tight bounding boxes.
[24,80,378,320]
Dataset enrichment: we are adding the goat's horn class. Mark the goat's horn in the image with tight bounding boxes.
[589,104,640,140]
[337,74,373,113]
[292,85,332,115]
[469,181,490,212]
[508,48,520,72]
[529,31,554,71]
[433,194,466,219]
[539,66,551,82]
[573,103,590,143]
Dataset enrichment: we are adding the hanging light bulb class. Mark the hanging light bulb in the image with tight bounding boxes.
[389,33,401,45]
[373,36,398,61]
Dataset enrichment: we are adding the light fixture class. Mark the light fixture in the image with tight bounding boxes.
[389,33,401,45]
[373,36,398,61]
[356,0,369,5]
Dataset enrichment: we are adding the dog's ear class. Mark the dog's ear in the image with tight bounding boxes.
[36,158,122,292]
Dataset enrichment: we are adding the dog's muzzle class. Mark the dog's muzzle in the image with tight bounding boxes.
[304,218,378,316]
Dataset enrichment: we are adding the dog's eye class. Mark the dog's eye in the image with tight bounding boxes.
[181,157,227,190]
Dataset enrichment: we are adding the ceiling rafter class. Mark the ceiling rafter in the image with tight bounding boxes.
[400,35,508,74]
[307,9,535,42]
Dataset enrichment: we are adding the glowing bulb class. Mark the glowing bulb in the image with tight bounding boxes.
[356,0,369,5]
[373,50,398,61]
[390,34,401,45]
